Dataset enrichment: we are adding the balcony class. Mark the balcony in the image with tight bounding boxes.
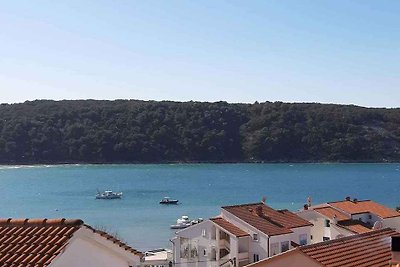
[219,239,231,251]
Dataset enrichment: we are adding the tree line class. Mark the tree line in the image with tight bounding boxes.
[0,100,399,164]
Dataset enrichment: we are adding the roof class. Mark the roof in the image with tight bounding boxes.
[222,203,313,236]
[0,218,142,267]
[336,219,372,234]
[313,207,350,221]
[210,218,249,237]
[84,224,142,256]
[329,200,400,219]
[299,228,398,267]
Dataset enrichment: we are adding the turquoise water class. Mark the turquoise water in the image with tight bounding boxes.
[1,163,400,251]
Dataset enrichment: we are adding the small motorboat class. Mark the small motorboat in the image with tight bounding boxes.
[170,215,191,229]
[170,216,204,229]
[95,190,123,199]
[160,197,179,205]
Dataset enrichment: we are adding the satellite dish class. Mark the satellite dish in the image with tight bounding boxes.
[373,221,383,230]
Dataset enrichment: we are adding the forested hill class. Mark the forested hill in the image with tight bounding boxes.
[0,100,399,164]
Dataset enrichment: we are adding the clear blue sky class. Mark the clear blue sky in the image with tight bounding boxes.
[0,0,399,107]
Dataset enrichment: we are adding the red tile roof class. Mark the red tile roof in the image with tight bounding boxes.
[336,219,373,234]
[299,228,398,267]
[0,218,142,267]
[222,203,313,236]
[313,207,350,221]
[210,218,249,237]
[329,200,400,219]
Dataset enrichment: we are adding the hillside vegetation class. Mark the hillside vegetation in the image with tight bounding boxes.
[0,100,399,164]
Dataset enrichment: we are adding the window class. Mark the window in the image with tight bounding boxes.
[203,249,207,256]
[253,233,259,241]
[270,242,279,256]
[202,229,206,237]
[253,254,259,262]
[323,237,330,241]
[325,219,330,227]
[281,241,289,252]
[311,235,313,240]
[299,234,307,246]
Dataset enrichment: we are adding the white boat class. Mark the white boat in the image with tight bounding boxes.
[170,215,191,229]
[95,190,123,199]
[170,216,204,229]
[160,197,179,205]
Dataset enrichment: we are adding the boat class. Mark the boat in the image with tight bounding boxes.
[170,215,191,229]
[170,216,204,229]
[95,190,123,199]
[160,197,179,205]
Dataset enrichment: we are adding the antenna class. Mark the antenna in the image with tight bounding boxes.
[262,196,267,204]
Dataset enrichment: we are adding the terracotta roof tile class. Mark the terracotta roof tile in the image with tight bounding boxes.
[337,219,373,234]
[299,228,398,267]
[329,200,400,219]
[0,218,142,266]
[222,203,313,236]
[210,218,249,237]
[313,207,350,221]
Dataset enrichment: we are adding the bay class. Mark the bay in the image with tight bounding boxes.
[0,163,400,251]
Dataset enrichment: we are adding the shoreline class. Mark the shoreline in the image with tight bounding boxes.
[0,161,399,168]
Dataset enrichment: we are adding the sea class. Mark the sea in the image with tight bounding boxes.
[0,163,400,251]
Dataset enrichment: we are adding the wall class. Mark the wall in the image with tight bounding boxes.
[51,237,138,267]
[296,210,354,243]
[383,217,400,232]
[296,210,326,243]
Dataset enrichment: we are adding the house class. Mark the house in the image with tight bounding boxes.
[0,218,143,267]
[171,202,313,267]
[296,197,400,243]
[246,228,399,267]
[144,248,173,267]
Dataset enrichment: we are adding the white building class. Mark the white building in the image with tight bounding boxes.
[0,218,143,267]
[144,248,173,267]
[296,197,400,243]
[171,202,313,267]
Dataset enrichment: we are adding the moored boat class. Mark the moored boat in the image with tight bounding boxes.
[170,216,204,229]
[95,190,123,199]
[170,215,191,229]
[160,197,179,205]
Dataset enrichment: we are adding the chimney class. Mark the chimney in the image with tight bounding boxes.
[345,196,351,201]
[303,204,309,210]
[307,196,312,207]
[391,236,400,264]
[353,198,358,204]
[333,214,338,224]
[256,205,263,217]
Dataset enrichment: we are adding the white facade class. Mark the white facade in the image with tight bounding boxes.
[172,208,312,267]
[50,227,142,267]
[296,209,353,243]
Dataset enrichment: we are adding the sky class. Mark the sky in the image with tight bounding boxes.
[0,0,399,107]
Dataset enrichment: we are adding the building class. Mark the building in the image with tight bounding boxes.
[144,248,173,267]
[0,218,142,267]
[246,228,399,267]
[297,197,400,243]
[171,202,313,267]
